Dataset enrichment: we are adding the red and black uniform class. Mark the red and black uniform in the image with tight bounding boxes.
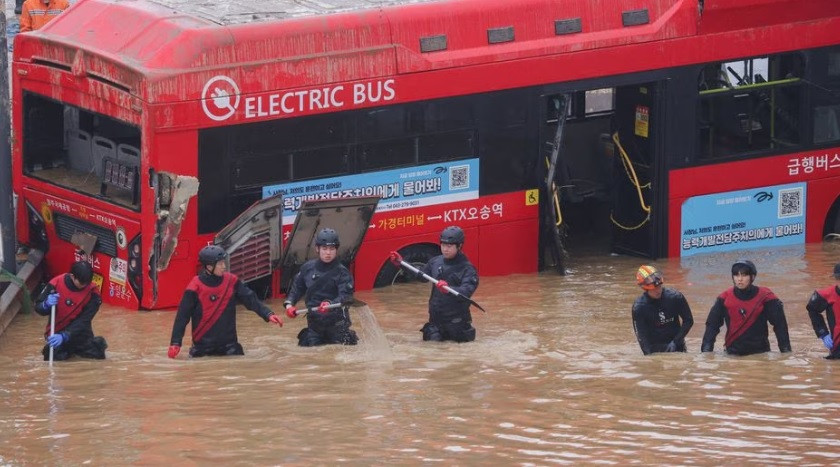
[631,287,694,355]
[701,285,791,355]
[169,272,276,357]
[420,252,479,342]
[806,284,840,359]
[35,274,106,360]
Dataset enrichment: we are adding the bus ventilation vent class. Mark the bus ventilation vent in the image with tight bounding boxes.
[622,9,650,27]
[555,18,582,35]
[53,213,117,257]
[228,232,272,283]
[487,26,514,44]
[420,35,447,53]
[32,58,71,72]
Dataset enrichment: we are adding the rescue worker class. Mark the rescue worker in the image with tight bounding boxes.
[631,265,694,355]
[392,226,479,343]
[701,259,791,355]
[35,261,107,360]
[284,228,358,346]
[167,245,283,358]
[19,0,69,32]
[805,262,840,359]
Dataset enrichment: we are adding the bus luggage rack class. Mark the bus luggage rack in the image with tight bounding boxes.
[53,213,117,257]
[227,232,272,283]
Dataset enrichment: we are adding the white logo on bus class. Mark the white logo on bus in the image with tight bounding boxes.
[202,75,241,121]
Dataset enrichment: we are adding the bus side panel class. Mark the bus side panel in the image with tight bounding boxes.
[806,177,840,242]
[478,219,538,277]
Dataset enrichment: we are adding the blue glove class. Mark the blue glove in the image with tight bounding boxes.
[44,293,60,309]
[665,341,677,352]
[821,334,833,350]
[47,332,66,348]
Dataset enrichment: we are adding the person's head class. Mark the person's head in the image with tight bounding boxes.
[70,261,93,288]
[636,265,664,298]
[440,226,464,260]
[315,228,339,263]
[833,262,840,282]
[199,245,227,276]
[731,259,756,290]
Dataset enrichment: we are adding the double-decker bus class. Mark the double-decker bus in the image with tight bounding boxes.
[12,0,840,309]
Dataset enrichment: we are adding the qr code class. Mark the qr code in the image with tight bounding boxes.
[449,165,469,190]
[778,187,803,218]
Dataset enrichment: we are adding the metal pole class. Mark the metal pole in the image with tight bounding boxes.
[0,0,15,275]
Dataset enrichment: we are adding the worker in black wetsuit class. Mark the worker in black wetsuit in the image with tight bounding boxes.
[701,259,791,356]
[392,225,479,343]
[805,262,840,359]
[631,265,694,355]
[35,261,107,360]
[167,245,283,358]
[284,228,357,346]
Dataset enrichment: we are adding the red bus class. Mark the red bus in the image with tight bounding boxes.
[12,0,840,309]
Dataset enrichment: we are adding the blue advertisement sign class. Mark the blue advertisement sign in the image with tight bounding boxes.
[263,158,479,222]
[680,182,806,257]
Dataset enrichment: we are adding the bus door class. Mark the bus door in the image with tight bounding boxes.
[278,197,379,293]
[540,93,571,273]
[610,82,661,258]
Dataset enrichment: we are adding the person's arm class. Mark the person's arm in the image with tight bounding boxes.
[673,292,694,343]
[765,298,791,352]
[450,264,479,298]
[806,290,830,338]
[61,293,102,341]
[701,297,726,352]
[284,269,307,307]
[34,283,57,316]
[632,301,653,355]
[334,267,354,305]
[169,290,197,346]
[19,2,32,32]
[234,279,275,320]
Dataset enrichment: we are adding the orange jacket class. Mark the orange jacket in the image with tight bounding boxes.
[20,0,69,32]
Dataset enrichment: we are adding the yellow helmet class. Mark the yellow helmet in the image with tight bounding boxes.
[636,265,663,290]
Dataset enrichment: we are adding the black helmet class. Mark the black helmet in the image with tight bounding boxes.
[440,226,465,245]
[199,245,227,266]
[731,259,757,276]
[70,261,93,285]
[315,228,340,247]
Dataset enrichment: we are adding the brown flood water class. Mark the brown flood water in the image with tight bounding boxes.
[2,243,840,464]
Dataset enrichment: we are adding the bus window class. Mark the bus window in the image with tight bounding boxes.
[359,138,416,172]
[22,92,141,210]
[585,88,615,115]
[418,130,475,163]
[811,46,840,145]
[697,53,804,159]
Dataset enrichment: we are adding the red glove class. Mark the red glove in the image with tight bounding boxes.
[268,314,283,327]
[318,301,330,314]
[167,345,181,359]
[435,280,449,293]
[285,305,298,318]
[389,251,403,267]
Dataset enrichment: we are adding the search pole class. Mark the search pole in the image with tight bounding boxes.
[0,0,15,275]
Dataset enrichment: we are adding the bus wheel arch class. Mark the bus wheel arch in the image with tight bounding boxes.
[373,243,439,288]
[824,194,840,239]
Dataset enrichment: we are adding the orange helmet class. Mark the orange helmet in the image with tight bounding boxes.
[636,265,663,290]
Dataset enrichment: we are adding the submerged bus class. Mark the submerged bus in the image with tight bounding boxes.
[12,0,840,309]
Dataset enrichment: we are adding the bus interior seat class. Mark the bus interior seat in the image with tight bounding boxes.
[117,144,140,166]
[92,135,116,178]
[67,129,93,173]
[814,106,840,144]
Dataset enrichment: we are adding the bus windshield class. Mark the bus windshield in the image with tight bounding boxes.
[22,92,142,210]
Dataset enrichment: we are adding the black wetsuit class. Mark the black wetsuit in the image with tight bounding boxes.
[35,274,107,360]
[170,272,276,357]
[701,284,791,355]
[631,287,694,355]
[806,285,840,359]
[420,252,479,342]
[285,259,357,346]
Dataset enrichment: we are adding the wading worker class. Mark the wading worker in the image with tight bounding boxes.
[805,262,840,359]
[35,261,108,360]
[20,0,69,32]
[631,265,694,355]
[701,259,791,356]
[284,228,358,346]
[167,245,283,358]
[392,225,479,343]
